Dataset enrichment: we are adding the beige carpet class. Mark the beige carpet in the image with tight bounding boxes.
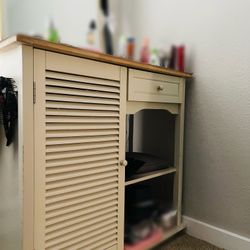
[155,233,223,250]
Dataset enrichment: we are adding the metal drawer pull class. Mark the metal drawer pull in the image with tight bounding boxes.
[157,85,164,91]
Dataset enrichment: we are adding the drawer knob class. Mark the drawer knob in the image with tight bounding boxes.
[120,160,128,167]
[157,85,164,91]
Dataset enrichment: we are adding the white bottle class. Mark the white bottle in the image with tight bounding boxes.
[118,35,126,58]
[150,48,160,66]
[86,20,99,50]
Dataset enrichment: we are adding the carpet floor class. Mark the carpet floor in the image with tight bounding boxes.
[155,233,223,250]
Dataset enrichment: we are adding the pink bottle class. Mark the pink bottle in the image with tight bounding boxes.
[140,38,150,64]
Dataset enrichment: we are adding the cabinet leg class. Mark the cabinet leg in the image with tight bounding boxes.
[173,81,185,225]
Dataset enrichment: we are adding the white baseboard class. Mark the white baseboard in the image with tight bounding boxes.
[183,216,250,250]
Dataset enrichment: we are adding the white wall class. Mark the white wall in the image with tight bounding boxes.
[3,0,98,47]
[120,0,250,238]
[0,0,3,39]
[0,47,22,250]
[3,0,125,51]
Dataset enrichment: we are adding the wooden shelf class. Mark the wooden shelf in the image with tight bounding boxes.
[125,167,176,186]
[147,223,186,250]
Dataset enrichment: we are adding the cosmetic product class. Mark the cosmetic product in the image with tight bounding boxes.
[140,38,150,64]
[48,19,60,43]
[168,45,176,69]
[158,50,170,67]
[177,45,185,71]
[118,35,127,58]
[87,20,97,47]
[150,48,159,66]
[127,37,135,60]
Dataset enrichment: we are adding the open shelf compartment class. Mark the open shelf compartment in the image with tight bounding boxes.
[124,109,181,249]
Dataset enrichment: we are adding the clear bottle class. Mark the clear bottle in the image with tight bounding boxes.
[150,48,159,66]
[87,20,97,49]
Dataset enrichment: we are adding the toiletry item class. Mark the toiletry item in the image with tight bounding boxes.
[150,49,159,66]
[159,210,177,230]
[177,45,185,71]
[118,35,127,58]
[140,38,150,64]
[158,50,170,67]
[168,45,176,69]
[100,0,113,55]
[127,37,135,60]
[87,20,97,47]
[48,19,60,43]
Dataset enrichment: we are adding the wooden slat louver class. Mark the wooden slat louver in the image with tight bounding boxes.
[44,70,120,250]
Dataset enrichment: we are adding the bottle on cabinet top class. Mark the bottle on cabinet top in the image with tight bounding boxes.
[118,35,127,58]
[150,48,160,66]
[127,37,135,60]
[87,20,97,46]
[48,19,60,43]
[86,20,102,52]
[140,38,150,64]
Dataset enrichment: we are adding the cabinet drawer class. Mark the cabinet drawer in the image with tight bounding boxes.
[128,69,181,103]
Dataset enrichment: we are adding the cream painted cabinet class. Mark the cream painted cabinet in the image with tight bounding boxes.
[34,50,127,250]
[0,35,191,250]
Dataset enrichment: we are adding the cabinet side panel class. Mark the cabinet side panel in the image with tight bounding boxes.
[34,49,46,250]
[22,45,34,250]
[0,46,22,249]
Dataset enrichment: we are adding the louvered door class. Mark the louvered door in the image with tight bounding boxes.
[34,50,126,250]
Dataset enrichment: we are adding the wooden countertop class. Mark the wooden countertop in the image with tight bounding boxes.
[0,34,192,78]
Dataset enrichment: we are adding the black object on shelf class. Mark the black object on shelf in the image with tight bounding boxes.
[0,77,18,146]
[125,152,170,179]
[125,185,157,243]
[168,45,176,69]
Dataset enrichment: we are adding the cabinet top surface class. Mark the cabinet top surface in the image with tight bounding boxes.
[0,34,192,78]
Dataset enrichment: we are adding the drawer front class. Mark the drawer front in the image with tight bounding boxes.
[128,69,181,103]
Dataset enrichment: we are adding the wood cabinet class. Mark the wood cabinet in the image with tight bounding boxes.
[0,35,191,250]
